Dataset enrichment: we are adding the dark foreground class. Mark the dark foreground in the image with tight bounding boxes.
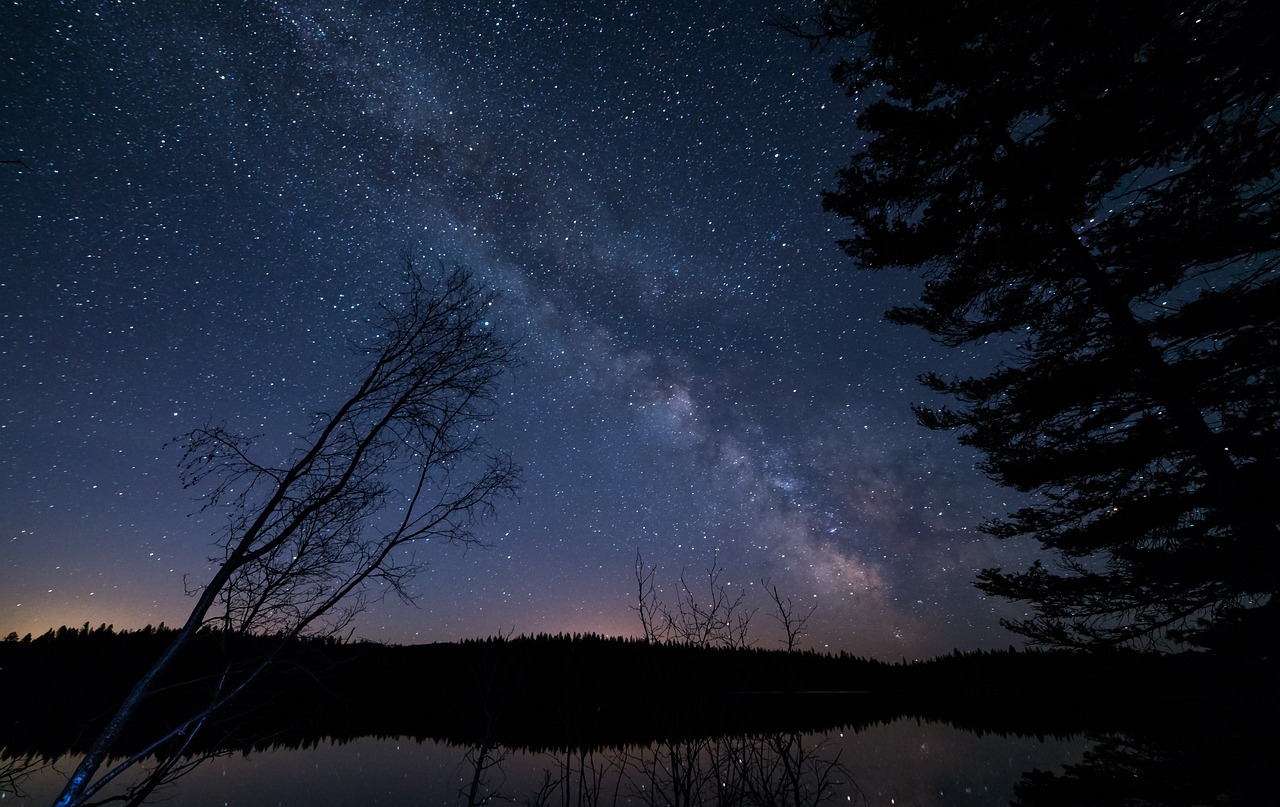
[1,627,1275,804]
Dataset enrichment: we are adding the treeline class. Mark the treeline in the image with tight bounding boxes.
[2,627,1265,760]
[1,626,885,758]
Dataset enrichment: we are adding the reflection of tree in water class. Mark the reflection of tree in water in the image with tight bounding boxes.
[461,732,859,807]
[456,558,862,807]
[0,754,44,800]
[1012,708,1271,807]
[527,747,627,807]
[460,740,509,807]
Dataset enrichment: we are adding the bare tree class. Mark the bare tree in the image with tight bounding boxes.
[763,579,817,653]
[53,257,519,807]
[633,551,664,643]
[632,552,755,649]
[669,560,755,649]
[628,560,858,806]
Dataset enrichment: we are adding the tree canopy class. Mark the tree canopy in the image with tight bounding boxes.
[794,0,1280,650]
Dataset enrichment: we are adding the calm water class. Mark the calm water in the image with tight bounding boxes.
[9,719,1085,806]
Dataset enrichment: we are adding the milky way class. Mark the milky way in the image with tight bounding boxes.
[2,1,1039,659]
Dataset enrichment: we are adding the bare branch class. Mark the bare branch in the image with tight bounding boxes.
[633,554,755,650]
[763,578,818,652]
[54,259,520,807]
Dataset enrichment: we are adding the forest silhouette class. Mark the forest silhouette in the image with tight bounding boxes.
[3,625,1274,805]
[2,624,1268,759]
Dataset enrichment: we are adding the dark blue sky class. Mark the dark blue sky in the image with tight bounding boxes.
[2,1,1037,659]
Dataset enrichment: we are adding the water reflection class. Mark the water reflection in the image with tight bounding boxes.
[1012,718,1273,807]
[6,662,1270,807]
[8,720,1083,806]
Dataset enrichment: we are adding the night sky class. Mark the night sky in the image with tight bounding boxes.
[2,1,1038,660]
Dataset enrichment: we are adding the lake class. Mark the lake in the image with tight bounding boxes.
[4,634,1269,805]
[8,719,1087,806]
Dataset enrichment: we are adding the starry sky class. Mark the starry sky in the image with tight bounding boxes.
[2,0,1039,660]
